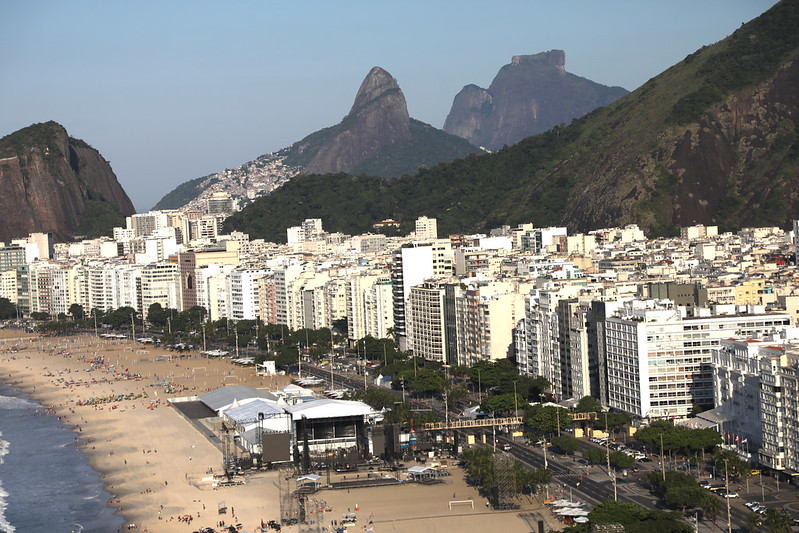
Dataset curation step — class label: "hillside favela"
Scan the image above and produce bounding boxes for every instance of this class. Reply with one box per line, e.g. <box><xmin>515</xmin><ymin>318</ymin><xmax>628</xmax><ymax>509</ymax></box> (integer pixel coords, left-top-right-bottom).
<box><xmin>2</xmin><ymin>2</ymin><xmax>799</xmax><ymax>533</ymax></box>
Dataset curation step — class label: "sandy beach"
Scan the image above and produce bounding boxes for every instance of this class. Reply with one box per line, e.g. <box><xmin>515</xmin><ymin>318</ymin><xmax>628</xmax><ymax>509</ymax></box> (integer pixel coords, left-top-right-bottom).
<box><xmin>0</xmin><ymin>330</ymin><xmax>557</xmax><ymax>533</ymax></box>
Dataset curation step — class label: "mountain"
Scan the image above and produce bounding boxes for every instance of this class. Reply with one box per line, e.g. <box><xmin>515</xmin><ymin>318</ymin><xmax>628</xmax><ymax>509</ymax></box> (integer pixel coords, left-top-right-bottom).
<box><xmin>0</xmin><ymin>121</ymin><xmax>135</xmax><ymax>242</ymax></box>
<box><xmin>153</xmin><ymin>67</ymin><xmax>479</xmax><ymax>211</ymax></box>
<box><xmin>281</xmin><ymin>66</ymin><xmax>479</xmax><ymax>178</ymax></box>
<box><xmin>443</xmin><ymin>50</ymin><xmax>628</xmax><ymax>150</ymax></box>
<box><xmin>224</xmin><ymin>1</ymin><xmax>799</xmax><ymax>242</ymax></box>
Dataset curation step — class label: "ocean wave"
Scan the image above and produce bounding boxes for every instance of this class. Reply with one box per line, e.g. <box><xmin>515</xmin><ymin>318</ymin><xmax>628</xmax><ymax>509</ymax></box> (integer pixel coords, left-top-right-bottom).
<box><xmin>0</xmin><ymin>464</ymin><xmax>14</xmax><ymax>533</ymax></box>
<box><xmin>0</xmin><ymin>395</ymin><xmax>38</xmax><ymax>411</ymax></box>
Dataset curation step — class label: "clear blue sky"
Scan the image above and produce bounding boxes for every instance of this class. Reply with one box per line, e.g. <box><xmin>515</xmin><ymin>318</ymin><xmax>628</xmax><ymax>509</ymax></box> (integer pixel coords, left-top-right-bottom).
<box><xmin>0</xmin><ymin>0</ymin><xmax>778</xmax><ymax>212</ymax></box>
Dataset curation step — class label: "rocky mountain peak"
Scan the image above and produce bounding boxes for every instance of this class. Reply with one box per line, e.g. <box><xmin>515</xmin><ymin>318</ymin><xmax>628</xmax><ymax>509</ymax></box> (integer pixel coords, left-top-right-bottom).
<box><xmin>301</xmin><ymin>66</ymin><xmax>412</xmax><ymax>175</ymax></box>
<box><xmin>511</xmin><ymin>49</ymin><xmax>565</xmax><ymax>69</ymax></box>
<box><xmin>444</xmin><ymin>50</ymin><xmax>627</xmax><ymax>150</ymax></box>
<box><xmin>350</xmin><ymin>66</ymin><xmax>404</xmax><ymax>115</ymax></box>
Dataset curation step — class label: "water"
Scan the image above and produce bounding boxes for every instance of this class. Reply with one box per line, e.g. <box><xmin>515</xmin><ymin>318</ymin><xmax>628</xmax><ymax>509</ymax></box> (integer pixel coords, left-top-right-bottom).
<box><xmin>0</xmin><ymin>380</ymin><xmax>123</xmax><ymax>532</ymax></box>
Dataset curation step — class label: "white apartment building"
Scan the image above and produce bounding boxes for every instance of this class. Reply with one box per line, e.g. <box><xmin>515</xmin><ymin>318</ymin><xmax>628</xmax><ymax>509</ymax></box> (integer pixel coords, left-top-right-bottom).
<box><xmin>29</xmin><ymin>262</ymin><xmax>72</xmax><ymax>317</ymax></box>
<box><xmin>226</xmin><ymin>267</ymin><xmax>269</xmax><ymax>321</ymax></box>
<box><xmin>711</xmin><ymin>337</ymin><xmax>791</xmax><ymax>456</ymax></box>
<box><xmin>454</xmin><ymin>281</ymin><xmax>526</xmax><ymax>367</ymax></box>
<box><xmin>605</xmin><ymin>299</ymin><xmax>791</xmax><ymax>419</ymax></box>
<box><xmin>407</xmin><ymin>281</ymin><xmax>448</xmax><ymax>363</ymax></box>
<box><xmin>758</xmin><ymin>349</ymin><xmax>799</xmax><ymax>472</ymax></box>
<box><xmin>140</xmin><ymin>263</ymin><xmax>179</xmax><ymax>317</ymax></box>
<box><xmin>0</xmin><ymin>270</ymin><xmax>17</xmax><ymax>303</ymax></box>
<box><xmin>391</xmin><ymin>244</ymin><xmax>435</xmax><ymax>351</ymax></box>
<box><xmin>519</xmin><ymin>284</ymin><xmax>585</xmax><ymax>399</ymax></box>
<box><xmin>414</xmin><ymin>216</ymin><xmax>438</xmax><ymax>240</ymax></box>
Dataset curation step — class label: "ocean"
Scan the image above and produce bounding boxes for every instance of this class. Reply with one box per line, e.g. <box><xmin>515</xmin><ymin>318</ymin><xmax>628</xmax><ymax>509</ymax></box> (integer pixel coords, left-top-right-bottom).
<box><xmin>0</xmin><ymin>380</ymin><xmax>123</xmax><ymax>533</ymax></box>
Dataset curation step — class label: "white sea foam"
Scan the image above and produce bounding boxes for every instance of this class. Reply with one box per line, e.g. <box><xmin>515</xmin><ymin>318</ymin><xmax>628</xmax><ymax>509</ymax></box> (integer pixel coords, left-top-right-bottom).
<box><xmin>0</xmin><ymin>395</ymin><xmax>38</xmax><ymax>411</ymax></box>
<box><xmin>0</xmin><ymin>433</ymin><xmax>14</xmax><ymax>532</ymax></box>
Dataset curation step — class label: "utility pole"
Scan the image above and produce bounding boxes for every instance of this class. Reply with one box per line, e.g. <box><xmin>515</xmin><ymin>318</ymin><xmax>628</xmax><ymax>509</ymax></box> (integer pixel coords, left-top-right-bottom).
<box><xmin>329</xmin><ymin>330</ymin><xmax>335</xmax><ymax>390</ymax></box>
<box><xmin>298</xmin><ymin>345</ymin><xmax>302</xmax><ymax>379</ymax></box>
<box><xmin>725</xmin><ymin>459</ymin><xmax>732</xmax><ymax>533</ymax></box>
<box><xmin>606</xmin><ymin>412</ymin><xmax>617</xmax><ymax>500</ymax></box>
<box><xmin>94</xmin><ymin>312</ymin><xmax>98</xmax><ymax>338</ymax></box>
<box><xmin>235</xmin><ymin>327</ymin><xmax>239</xmax><ymax>358</ymax></box>
<box><xmin>660</xmin><ymin>433</ymin><xmax>666</xmax><ymax>482</ymax></box>
<box><xmin>513</xmin><ymin>381</ymin><xmax>518</xmax><ymax>418</ymax></box>
<box><xmin>131</xmin><ymin>313</ymin><xmax>135</xmax><ymax>343</ymax></box>
<box><xmin>478</xmin><ymin>369</ymin><xmax>482</xmax><ymax>403</ymax></box>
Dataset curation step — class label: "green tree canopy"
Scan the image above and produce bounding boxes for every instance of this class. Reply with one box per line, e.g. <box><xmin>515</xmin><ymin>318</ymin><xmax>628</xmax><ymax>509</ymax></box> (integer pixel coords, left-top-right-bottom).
<box><xmin>551</xmin><ymin>435</ymin><xmax>579</xmax><ymax>454</ymax></box>
<box><xmin>0</xmin><ymin>298</ymin><xmax>17</xmax><ymax>320</ymax></box>
<box><xmin>524</xmin><ymin>404</ymin><xmax>573</xmax><ymax>434</ymax></box>
<box><xmin>576</xmin><ymin>396</ymin><xmax>602</xmax><ymax>413</ymax></box>
<box><xmin>480</xmin><ymin>393</ymin><xmax>525</xmax><ymax>416</ymax></box>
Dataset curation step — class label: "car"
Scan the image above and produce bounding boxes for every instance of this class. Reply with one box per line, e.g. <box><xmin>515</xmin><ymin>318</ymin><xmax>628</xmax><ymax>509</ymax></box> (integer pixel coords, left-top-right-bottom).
<box><xmin>724</xmin><ymin>491</ymin><xmax>739</xmax><ymax>498</ymax></box>
<box><xmin>750</xmin><ymin>469</ymin><xmax>761</xmax><ymax>476</ymax></box>
<box><xmin>503</xmin><ymin>444</ymin><xmax>512</xmax><ymax>451</ymax></box>
<box><xmin>700</xmin><ymin>481</ymin><xmax>712</xmax><ymax>489</ymax></box>
<box><xmin>745</xmin><ymin>501</ymin><xmax>760</xmax><ymax>509</ymax></box>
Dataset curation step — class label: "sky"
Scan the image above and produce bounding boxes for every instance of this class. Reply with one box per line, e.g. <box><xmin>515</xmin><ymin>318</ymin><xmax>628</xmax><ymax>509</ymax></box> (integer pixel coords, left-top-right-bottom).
<box><xmin>0</xmin><ymin>1</ymin><xmax>779</xmax><ymax>212</ymax></box>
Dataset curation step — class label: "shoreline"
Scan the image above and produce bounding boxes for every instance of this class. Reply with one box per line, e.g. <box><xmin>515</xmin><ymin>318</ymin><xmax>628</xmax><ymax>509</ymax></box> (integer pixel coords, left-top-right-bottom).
<box><xmin>0</xmin><ymin>330</ymin><xmax>554</xmax><ymax>532</ymax></box>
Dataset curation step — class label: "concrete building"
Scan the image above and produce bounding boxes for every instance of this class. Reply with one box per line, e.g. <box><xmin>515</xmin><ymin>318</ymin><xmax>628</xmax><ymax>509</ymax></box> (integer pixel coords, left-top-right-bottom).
<box><xmin>391</xmin><ymin>244</ymin><xmax>434</xmax><ymax>351</ymax></box>
<box><xmin>407</xmin><ymin>281</ymin><xmax>448</xmax><ymax>363</ymax></box>
<box><xmin>604</xmin><ymin>299</ymin><xmax>791</xmax><ymax>419</ymax></box>
<box><xmin>414</xmin><ymin>216</ymin><xmax>438</xmax><ymax>240</ymax></box>
<box><xmin>140</xmin><ymin>263</ymin><xmax>179</xmax><ymax>317</ymax></box>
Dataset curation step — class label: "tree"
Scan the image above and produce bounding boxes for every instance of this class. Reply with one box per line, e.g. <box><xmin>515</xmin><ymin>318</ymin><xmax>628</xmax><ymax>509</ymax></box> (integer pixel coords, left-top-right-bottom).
<box><xmin>480</xmin><ymin>393</ymin><xmax>524</xmax><ymax>416</ymax></box>
<box><xmin>523</xmin><ymin>404</ymin><xmax>573</xmax><ymax>434</ymax></box>
<box><xmin>701</xmin><ymin>491</ymin><xmax>721</xmax><ymax>524</ymax></box>
<box><xmin>576</xmin><ymin>396</ymin><xmax>602</xmax><ymax>413</ymax></box>
<box><xmin>0</xmin><ymin>298</ymin><xmax>16</xmax><ymax>320</ymax></box>
<box><xmin>664</xmin><ymin>484</ymin><xmax>705</xmax><ymax>511</ymax></box>
<box><xmin>588</xmin><ymin>500</ymin><xmax>646</xmax><ymax>527</ymax></box>
<box><xmin>764</xmin><ymin>508</ymin><xmax>793</xmax><ymax>533</ymax></box>
<box><xmin>583</xmin><ymin>448</ymin><xmax>605</xmax><ymax>465</ymax></box>
<box><xmin>551</xmin><ymin>435</ymin><xmax>579</xmax><ymax>454</ymax></box>
<box><xmin>746</xmin><ymin>512</ymin><xmax>763</xmax><ymax>533</ymax></box>
<box><xmin>69</xmin><ymin>303</ymin><xmax>84</xmax><ymax>320</ymax></box>
<box><xmin>609</xmin><ymin>451</ymin><xmax>635</xmax><ymax>469</ymax></box>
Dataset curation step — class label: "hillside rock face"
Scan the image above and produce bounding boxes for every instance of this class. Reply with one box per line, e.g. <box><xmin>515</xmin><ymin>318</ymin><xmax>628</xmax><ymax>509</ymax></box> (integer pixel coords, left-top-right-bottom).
<box><xmin>563</xmin><ymin>55</ymin><xmax>799</xmax><ymax>233</ymax></box>
<box><xmin>444</xmin><ymin>50</ymin><xmax>628</xmax><ymax>150</ymax></box>
<box><xmin>0</xmin><ymin>121</ymin><xmax>135</xmax><ymax>242</ymax></box>
<box><xmin>302</xmin><ymin>67</ymin><xmax>412</xmax><ymax>175</ymax></box>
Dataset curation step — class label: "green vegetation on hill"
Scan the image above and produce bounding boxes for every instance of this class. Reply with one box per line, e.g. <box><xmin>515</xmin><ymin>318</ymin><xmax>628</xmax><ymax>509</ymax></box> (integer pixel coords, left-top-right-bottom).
<box><xmin>351</xmin><ymin>119</ymin><xmax>479</xmax><ymax>177</ymax></box>
<box><xmin>669</xmin><ymin>0</ymin><xmax>799</xmax><ymax>124</ymax></box>
<box><xmin>0</xmin><ymin>121</ymin><xmax>66</xmax><ymax>158</ymax></box>
<box><xmin>152</xmin><ymin>175</ymin><xmax>219</xmax><ymax>211</ymax></box>
<box><xmin>224</xmin><ymin>122</ymin><xmax>581</xmax><ymax>242</ymax></box>
<box><xmin>225</xmin><ymin>1</ymin><xmax>799</xmax><ymax>242</ymax></box>
<box><xmin>280</xmin><ymin>119</ymin><xmax>478</xmax><ymax>179</ymax></box>
<box><xmin>75</xmin><ymin>195</ymin><xmax>126</xmax><ymax>238</ymax></box>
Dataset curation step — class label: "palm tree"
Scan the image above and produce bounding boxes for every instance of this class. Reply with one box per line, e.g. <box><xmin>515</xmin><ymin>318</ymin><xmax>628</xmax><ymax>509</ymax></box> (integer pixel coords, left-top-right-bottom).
<box><xmin>746</xmin><ymin>511</ymin><xmax>762</xmax><ymax>533</ymax></box>
<box><xmin>764</xmin><ymin>508</ymin><xmax>793</xmax><ymax>533</ymax></box>
<box><xmin>702</xmin><ymin>492</ymin><xmax>721</xmax><ymax>525</ymax></box>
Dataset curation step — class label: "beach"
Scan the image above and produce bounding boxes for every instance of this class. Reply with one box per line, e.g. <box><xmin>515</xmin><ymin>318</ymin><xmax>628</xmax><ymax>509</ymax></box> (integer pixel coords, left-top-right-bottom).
<box><xmin>0</xmin><ymin>330</ymin><xmax>556</xmax><ymax>533</ymax></box>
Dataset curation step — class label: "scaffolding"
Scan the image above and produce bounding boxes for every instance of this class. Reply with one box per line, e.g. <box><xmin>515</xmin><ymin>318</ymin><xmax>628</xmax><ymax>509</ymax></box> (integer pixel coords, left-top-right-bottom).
<box><xmin>299</xmin><ymin>497</ymin><xmax>326</xmax><ymax>533</ymax></box>
<box><xmin>493</xmin><ymin>451</ymin><xmax>517</xmax><ymax>510</ymax></box>
<box><xmin>278</xmin><ymin>466</ymin><xmax>299</xmax><ymax>525</ymax></box>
